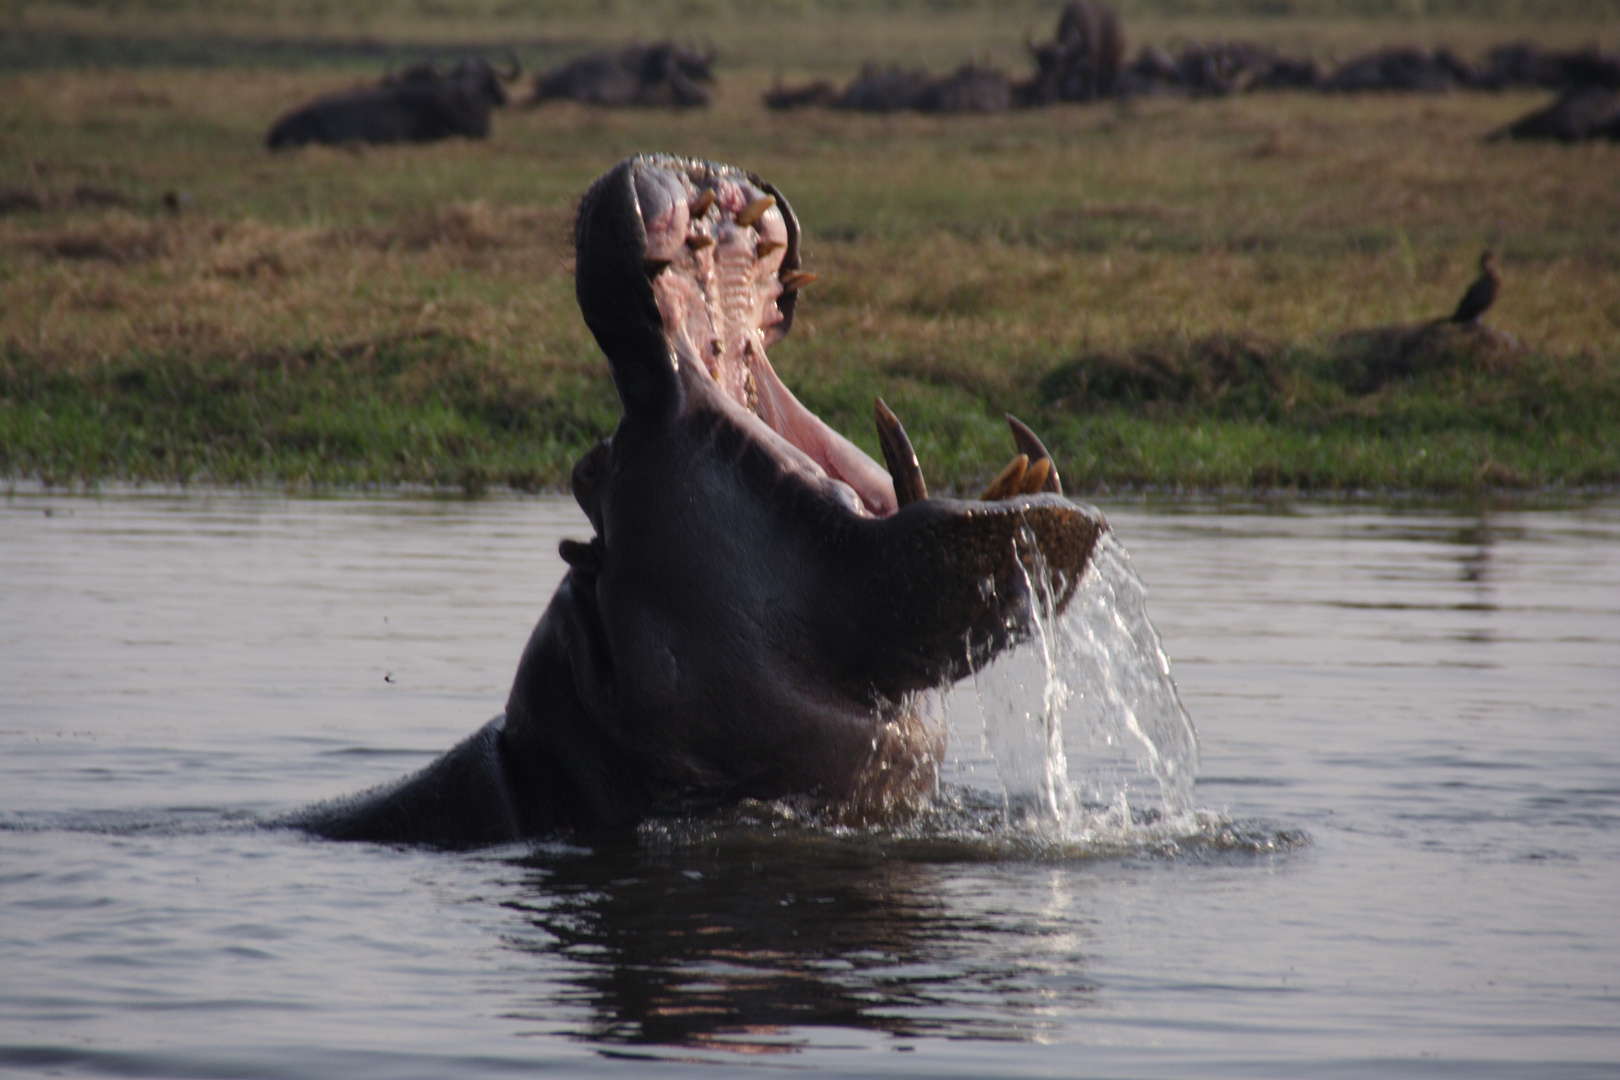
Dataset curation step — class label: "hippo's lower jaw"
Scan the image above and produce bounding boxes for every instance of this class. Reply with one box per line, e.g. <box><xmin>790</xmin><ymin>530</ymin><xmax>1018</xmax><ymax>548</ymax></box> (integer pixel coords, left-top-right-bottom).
<box><xmin>293</xmin><ymin>155</ymin><xmax>1106</xmax><ymax>848</ymax></box>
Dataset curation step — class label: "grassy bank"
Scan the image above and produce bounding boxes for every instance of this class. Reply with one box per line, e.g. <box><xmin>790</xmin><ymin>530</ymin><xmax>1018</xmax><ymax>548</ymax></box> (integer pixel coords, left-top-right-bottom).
<box><xmin>2</xmin><ymin>8</ymin><xmax>1617</xmax><ymax>493</ymax></box>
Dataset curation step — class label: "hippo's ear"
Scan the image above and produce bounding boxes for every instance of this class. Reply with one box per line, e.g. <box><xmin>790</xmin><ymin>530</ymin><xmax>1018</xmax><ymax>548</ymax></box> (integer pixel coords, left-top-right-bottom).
<box><xmin>575</xmin><ymin>158</ymin><xmax>680</xmax><ymax>423</ymax></box>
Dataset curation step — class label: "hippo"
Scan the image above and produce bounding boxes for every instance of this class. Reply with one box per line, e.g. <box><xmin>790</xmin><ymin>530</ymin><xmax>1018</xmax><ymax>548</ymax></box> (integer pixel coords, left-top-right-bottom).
<box><xmin>293</xmin><ymin>155</ymin><xmax>1106</xmax><ymax>848</ymax></box>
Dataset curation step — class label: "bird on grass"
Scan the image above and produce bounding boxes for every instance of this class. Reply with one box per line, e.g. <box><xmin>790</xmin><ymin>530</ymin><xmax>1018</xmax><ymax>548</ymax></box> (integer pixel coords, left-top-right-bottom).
<box><xmin>1449</xmin><ymin>251</ymin><xmax>1501</xmax><ymax>325</ymax></box>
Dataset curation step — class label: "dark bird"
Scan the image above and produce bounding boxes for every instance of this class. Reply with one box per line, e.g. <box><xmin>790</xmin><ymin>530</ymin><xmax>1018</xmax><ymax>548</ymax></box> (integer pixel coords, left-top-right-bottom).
<box><xmin>1450</xmin><ymin>251</ymin><xmax>1501</xmax><ymax>325</ymax></box>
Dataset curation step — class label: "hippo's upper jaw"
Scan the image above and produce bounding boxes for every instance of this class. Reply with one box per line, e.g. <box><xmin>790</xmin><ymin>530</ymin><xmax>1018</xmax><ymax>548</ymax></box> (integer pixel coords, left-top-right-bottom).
<box><xmin>562</xmin><ymin>155</ymin><xmax>1107</xmax><ymax>815</ymax></box>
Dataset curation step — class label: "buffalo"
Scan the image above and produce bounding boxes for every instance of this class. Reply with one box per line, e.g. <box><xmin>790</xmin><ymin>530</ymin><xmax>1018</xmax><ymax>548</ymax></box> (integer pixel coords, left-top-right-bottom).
<box><xmin>1318</xmin><ymin>46</ymin><xmax>1475</xmax><ymax>93</ymax></box>
<box><xmin>1113</xmin><ymin>40</ymin><xmax>1319</xmax><ymax>98</ymax></box>
<box><xmin>1018</xmin><ymin>0</ymin><xmax>1126</xmax><ymax>104</ymax></box>
<box><xmin>530</xmin><ymin>41</ymin><xmax>715</xmax><ymax>108</ymax></box>
<box><xmin>1473</xmin><ymin>43</ymin><xmax>1620</xmax><ymax>91</ymax></box>
<box><xmin>765</xmin><ymin>62</ymin><xmax>1013</xmax><ymax>114</ymax></box>
<box><xmin>845</xmin><ymin>62</ymin><xmax>1012</xmax><ymax>113</ymax></box>
<box><xmin>762</xmin><ymin>79</ymin><xmax>842</xmax><ymax>110</ymax></box>
<box><xmin>1491</xmin><ymin>85</ymin><xmax>1620</xmax><ymax>142</ymax></box>
<box><xmin>265</xmin><ymin>56</ymin><xmax>521</xmax><ymax>150</ymax></box>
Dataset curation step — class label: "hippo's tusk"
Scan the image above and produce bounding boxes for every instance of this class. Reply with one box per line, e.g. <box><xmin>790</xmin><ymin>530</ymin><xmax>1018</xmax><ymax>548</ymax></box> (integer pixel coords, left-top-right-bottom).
<box><xmin>756</xmin><ymin>239</ymin><xmax>785</xmax><ymax>258</ymax></box>
<box><xmin>686</xmin><ymin>233</ymin><xmax>715</xmax><ymax>251</ymax></box>
<box><xmin>689</xmin><ymin>189</ymin><xmax>716</xmax><ymax>218</ymax></box>
<box><xmin>981</xmin><ymin>454</ymin><xmax>1029</xmax><ymax>501</ymax></box>
<box><xmin>779</xmin><ymin>269</ymin><xmax>817</xmax><ymax>291</ymax></box>
<box><xmin>1015</xmin><ymin>456</ymin><xmax>1053</xmax><ymax>496</ymax></box>
<box><xmin>736</xmin><ymin>195</ymin><xmax>776</xmax><ymax>228</ymax></box>
<box><xmin>1006</xmin><ymin>413</ymin><xmax>1063</xmax><ymax>494</ymax></box>
<box><xmin>874</xmin><ymin>398</ymin><xmax>928</xmax><ymax>508</ymax></box>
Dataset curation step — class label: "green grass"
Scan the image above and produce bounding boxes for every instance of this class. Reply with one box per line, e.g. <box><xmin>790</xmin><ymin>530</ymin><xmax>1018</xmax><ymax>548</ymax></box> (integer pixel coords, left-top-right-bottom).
<box><xmin>0</xmin><ymin>334</ymin><xmax>619</xmax><ymax>488</ymax></box>
<box><xmin>1</xmin><ymin>3</ymin><xmax>1617</xmax><ymax>493</ymax></box>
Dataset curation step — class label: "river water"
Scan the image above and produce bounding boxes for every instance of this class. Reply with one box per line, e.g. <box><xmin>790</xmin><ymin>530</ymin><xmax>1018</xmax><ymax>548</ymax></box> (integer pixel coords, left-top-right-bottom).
<box><xmin>2</xmin><ymin>490</ymin><xmax>1616</xmax><ymax>1079</ymax></box>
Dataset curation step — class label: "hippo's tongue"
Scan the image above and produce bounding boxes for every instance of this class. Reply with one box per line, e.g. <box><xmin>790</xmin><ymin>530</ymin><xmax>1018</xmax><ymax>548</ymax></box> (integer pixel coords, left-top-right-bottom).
<box><xmin>636</xmin><ymin>163</ymin><xmax>899</xmax><ymax>517</ymax></box>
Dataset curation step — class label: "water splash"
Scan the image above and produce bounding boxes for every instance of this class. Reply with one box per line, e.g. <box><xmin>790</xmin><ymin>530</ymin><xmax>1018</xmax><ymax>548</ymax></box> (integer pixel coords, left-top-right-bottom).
<box><xmin>946</xmin><ymin>528</ymin><xmax>1200</xmax><ymax>841</ymax></box>
<box><xmin>639</xmin><ymin>520</ymin><xmax>1245</xmax><ymax>860</ymax></box>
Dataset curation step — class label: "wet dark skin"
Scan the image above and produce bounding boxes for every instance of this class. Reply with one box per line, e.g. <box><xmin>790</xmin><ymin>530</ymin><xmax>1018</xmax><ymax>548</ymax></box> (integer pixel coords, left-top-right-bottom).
<box><xmin>293</xmin><ymin>155</ymin><xmax>1105</xmax><ymax>848</ymax></box>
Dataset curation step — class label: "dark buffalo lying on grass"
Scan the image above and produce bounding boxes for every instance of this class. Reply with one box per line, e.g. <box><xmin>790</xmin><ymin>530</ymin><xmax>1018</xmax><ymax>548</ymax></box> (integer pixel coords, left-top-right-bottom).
<box><xmin>1472</xmin><ymin>43</ymin><xmax>1620</xmax><ymax>91</ymax></box>
<box><xmin>266</xmin><ymin>57</ymin><xmax>520</xmax><ymax>149</ymax></box>
<box><xmin>530</xmin><ymin>42</ymin><xmax>715</xmax><ymax>108</ymax></box>
<box><xmin>1491</xmin><ymin>86</ymin><xmax>1620</xmax><ymax>142</ymax></box>
<box><xmin>1107</xmin><ymin>39</ymin><xmax>1620</xmax><ymax>98</ymax></box>
<box><xmin>1114</xmin><ymin>40</ymin><xmax>1319</xmax><ymax>97</ymax></box>
<box><xmin>762</xmin><ymin>79</ymin><xmax>841</xmax><ymax>110</ymax></box>
<box><xmin>1318</xmin><ymin>46</ymin><xmax>1475</xmax><ymax>93</ymax></box>
<box><xmin>767</xmin><ymin>62</ymin><xmax>1012</xmax><ymax>114</ymax></box>
<box><xmin>830</xmin><ymin>64</ymin><xmax>932</xmax><ymax>112</ymax></box>
<box><xmin>1113</xmin><ymin>42</ymin><xmax>1467</xmax><ymax>96</ymax></box>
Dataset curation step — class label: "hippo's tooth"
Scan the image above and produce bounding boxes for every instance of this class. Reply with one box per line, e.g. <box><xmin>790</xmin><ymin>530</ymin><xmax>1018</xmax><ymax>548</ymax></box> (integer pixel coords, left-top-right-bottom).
<box><xmin>874</xmin><ymin>397</ymin><xmax>928</xmax><ymax>508</ymax></box>
<box><xmin>981</xmin><ymin>454</ymin><xmax>1029</xmax><ymax>501</ymax></box>
<box><xmin>1014</xmin><ymin>456</ymin><xmax>1052</xmax><ymax>496</ymax></box>
<box><xmin>686</xmin><ymin>233</ymin><xmax>716</xmax><ymax>251</ymax></box>
<box><xmin>644</xmin><ymin>258</ymin><xmax>671</xmax><ymax>279</ymax></box>
<box><xmin>779</xmin><ymin>270</ymin><xmax>817</xmax><ymax>291</ymax></box>
<box><xmin>689</xmin><ymin>189</ymin><xmax>717</xmax><ymax>218</ymax></box>
<box><xmin>1006</xmin><ymin>414</ymin><xmax>1063</xmax><ymax>495</ymax></box>
<box><xmin>756</xmin><ymin>239</ymin><xmax>785</xmax><ymax>258</ymax></box>
<box><xmin>735</xmin><ymin>195</ymin><xmax>776</xmax><ymax>228</ymax></box>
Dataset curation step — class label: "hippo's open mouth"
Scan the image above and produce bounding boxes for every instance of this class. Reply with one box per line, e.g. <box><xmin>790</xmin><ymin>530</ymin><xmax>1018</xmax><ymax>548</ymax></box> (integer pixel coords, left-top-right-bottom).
<box><xmin>629</xmin><ymin>159</ymin><xmax>903</xmax><ymax>517</ymax></box>
<box><xmin>591</xmin><ymin>155</ymin><xmax>1070</xmax><ymax>524</ymax></box>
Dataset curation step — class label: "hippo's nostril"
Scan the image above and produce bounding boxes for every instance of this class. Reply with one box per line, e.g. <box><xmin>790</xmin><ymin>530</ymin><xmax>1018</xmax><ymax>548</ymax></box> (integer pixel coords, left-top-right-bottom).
<box><xmin>735</xmin><ymin>195</ymin><xmax>776</xmax><ymax>228</ymax></box>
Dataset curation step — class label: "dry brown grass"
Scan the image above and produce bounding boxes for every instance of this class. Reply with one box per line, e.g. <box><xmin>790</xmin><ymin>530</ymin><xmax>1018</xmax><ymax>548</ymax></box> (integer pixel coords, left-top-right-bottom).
<box><xmin>1</xmin><ymin>202</ymin><xmax>585</xmax><ymax>375</ymax></box>
<box><xmin>10</xmin><ymin>68</ymin><xmax>1614</xmax><ymax>369</ymax></box>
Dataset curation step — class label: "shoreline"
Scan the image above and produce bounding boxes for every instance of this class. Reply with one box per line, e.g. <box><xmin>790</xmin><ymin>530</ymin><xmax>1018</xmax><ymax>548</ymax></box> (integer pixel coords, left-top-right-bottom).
<box><xmin>7</xmin><ymin>474</ymin><xmax>1617</xmax><ymax>509</ymax></box>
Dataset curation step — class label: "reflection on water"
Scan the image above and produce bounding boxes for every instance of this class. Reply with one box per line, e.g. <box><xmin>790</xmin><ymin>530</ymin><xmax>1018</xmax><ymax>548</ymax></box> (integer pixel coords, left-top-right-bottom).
<box><xmin>1</xmin><ymin>489</ymin><xmax>1617</xmax><ymax>1078</ymax></box>
<box><xmin>503</xmin><ymin>840</ymin><xmax>1062</xmax><ymax>1053</ymax></box>
<box><xmin>501</xmin><ymin>800</ymin><xmax>1298</xmax><ymax>1057</ymax></box>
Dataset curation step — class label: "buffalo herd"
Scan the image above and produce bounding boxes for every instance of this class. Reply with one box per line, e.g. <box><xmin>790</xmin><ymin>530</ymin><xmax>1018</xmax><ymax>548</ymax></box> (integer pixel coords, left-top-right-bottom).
<box><xmin>265</xmin><ymin>42</ymin><xmax>717</xmax><ymax>148</ymax></box>
<box><xmin>262</xmin><ymin>4</ymin><xmax>1620</xmax><ymax>147</ymax></box>
<box><xmin>761</xmin><ymin>0</ymin><xmax>1620</xmax><ymax>143</ymax></box>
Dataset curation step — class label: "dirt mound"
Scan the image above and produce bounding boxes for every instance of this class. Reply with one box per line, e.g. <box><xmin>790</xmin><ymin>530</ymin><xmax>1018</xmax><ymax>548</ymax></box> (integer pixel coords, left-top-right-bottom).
<box><xmin>1331</xmin><ymin>321</ymin><xmax>1524</xmax><ymax>393</ymax></box>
